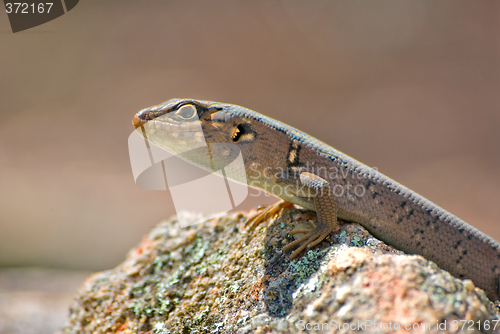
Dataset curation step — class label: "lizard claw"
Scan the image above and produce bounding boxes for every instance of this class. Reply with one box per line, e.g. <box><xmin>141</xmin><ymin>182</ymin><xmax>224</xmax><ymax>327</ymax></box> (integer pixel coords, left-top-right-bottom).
<box><xmin>246</xmin><ymin>200</ymin><xmax>293</xmax><ymax>229</ymax></box>
<box><xmin>283</xmin><ymin>220</ymin><xmax>335</xmax><ymax>258</ymax></box>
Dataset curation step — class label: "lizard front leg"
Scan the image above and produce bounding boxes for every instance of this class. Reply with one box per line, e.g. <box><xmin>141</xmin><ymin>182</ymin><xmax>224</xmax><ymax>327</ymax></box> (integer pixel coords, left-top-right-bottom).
<box><xmin>282</xmin><ymin>172</ymin><xmax>339</xmax><ymax>258</ymax></box>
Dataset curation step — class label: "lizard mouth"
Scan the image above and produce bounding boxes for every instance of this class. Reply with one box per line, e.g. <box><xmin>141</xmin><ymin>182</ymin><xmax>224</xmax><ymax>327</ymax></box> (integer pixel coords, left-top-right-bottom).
<box><xmin>133</xmin><ymin>106</ymin><xmax>169</xmax><ymax>129</ymax></box>
<box><xmin>132</xmin><ymin>113</ymin><xmax>145</xmax><ymax>129</ymax></box>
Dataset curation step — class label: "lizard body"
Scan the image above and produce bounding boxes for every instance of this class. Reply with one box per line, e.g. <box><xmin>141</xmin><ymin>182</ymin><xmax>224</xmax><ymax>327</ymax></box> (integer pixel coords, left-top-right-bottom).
<box><xmin>133</xmin><ymin>98</ymin><xmax>500</xmax><ymax>301</ymax></box>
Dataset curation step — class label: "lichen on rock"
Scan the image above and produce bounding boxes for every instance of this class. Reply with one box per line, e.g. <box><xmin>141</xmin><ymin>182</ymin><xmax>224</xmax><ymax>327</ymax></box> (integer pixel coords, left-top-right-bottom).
<box><xmin>62</xmin><ymin>207</ymin><xmax>500</xmax><ymax>333</ymax></box>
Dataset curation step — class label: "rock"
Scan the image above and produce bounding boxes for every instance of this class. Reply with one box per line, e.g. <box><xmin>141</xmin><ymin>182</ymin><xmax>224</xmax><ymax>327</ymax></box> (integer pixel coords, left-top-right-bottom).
<box><xmin>62</xmin><ymin>207</ymin><xmax>500</xmax><ymax>333</ymax></box>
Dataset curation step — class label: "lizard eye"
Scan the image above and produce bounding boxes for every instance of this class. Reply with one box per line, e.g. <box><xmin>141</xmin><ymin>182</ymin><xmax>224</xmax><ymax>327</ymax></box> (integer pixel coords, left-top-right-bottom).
<box><xmin>175</xmin><ymin>104</ymin><xmax>198</xmax><ymax>120</ymax></box>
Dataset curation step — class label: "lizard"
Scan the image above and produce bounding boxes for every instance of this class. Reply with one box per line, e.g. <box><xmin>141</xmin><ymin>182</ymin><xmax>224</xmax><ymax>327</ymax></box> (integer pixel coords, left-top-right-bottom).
<box><xmin>132</xmin><ymin>98</ymin><xmax>500</xmax><ymax>301</ymax></box>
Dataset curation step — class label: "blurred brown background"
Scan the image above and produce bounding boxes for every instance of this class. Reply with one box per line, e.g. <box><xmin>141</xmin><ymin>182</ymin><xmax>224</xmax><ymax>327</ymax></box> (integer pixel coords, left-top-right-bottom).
<box><xmin>0</xmin><ymin>1</ymin><xmax>499</xmax><ymax>331</ymax></box>
<box><xmin>2</xmin><ymin>0</ymin><xmax>500</xmax><ymax>271</ymax></box>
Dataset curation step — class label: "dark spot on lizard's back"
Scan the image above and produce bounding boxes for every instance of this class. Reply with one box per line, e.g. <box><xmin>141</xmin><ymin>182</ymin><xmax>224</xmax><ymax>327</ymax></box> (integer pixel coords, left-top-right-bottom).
<box><xmin>405</xmin><ymin>209</ymin><xmax>414</xmax><ymax>218</ymax></box>
<box><xmin>492</xmin><ymin>265</ymin><xmax>499</xmax><ymax>272</ymax></box>
<box><xmin>462</xmin><ymin>250</ymin><xmax>467</xmax><ymax>255</ymax></box>
<box><xmin>433</xmin><ymin>215</ymin><xmax>440</xmax><ymax>221</ymax></box>
<box><xmin>364</xmin><ymin>179</ymin><xmax>375</xmax><ymax>189</ymax></box>
<box><xmin>425</xmin><ymin>220</ymin><xmax>431</xmax><ymax>227</ymax></box>
<box><xmin>399</xmin><ymin>201</ymin><xmax>407</xmax><ymax>208</ymax></box>
<box><xmin>416</xmin><ymin>241</ymin><xmax>421</xmax><ymax>247</ymax></box>
<box><xmin>457</xmin><ymin>227</ymin><xmax>464</xmax><ymax>234</ymax></box>
<box><xmin>396</xmin><ymin>216</ymin><xmax>403</xmax><ymax>224</ymax></box>
<box><xmin>286</xmin><ymin>139</ymin><xmax>304</xmax><ymax>168</ymax></box>
<box><xmin>425</xmin><ymin>209</ymin><xmax>432</xmax><ymax>215</ymax></box>
<box><xmin>371</xmin><ymin>191</ymin><xmax>378</xmax><ymax>199</ymax></box>
<box><xmin>453</xmin><ymin>240</ymin><xmax>462</xmax><ymax>249</ymax></box>
<box><xmin>467</xmin><ymin>234</ymin><xmax>472</xmax><ymax>240</ymax></box>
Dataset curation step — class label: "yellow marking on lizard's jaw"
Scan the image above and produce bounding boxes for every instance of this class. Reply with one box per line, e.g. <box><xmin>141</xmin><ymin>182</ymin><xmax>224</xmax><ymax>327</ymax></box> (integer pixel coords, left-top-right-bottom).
<box><xmin>231</xmin><ymin>126</ymin><xmax>240</xmax><ymax>140</ymax></box>
<box><xmin>239</xmin><ymin>133</ymin><xmax>254</xmax><ymax>141</ymax></box>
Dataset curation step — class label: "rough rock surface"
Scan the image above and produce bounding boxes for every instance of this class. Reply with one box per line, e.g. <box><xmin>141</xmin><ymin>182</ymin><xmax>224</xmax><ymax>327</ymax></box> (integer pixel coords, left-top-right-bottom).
<box><xmin>62</xmin><ymin>207</ymin><xmax>500</xmax><ymax>333</ymax></box>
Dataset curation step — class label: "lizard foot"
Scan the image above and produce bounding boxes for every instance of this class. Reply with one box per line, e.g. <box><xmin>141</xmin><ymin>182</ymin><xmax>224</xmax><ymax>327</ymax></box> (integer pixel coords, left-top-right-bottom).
<box><xmin>246</xmin><ymin>200</ymin><xmax>293</xmax><ymax>229</ymax></box>
<box><xmin>282</xmin><ymin>220</ymin><xmax>336</xmax><ymax>258</ymax></box>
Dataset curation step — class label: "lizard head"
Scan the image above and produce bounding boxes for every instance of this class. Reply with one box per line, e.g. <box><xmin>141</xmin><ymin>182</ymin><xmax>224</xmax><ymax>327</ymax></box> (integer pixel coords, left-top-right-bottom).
<box><xmin>132</xmin><ymin>98</ymin><xmax>271</xmax><ymax>175</ymax></box>
<box><xmin>132</xmin><ymin>98</ymin><xmax>257</xmax><ymax>152</ymax></box>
